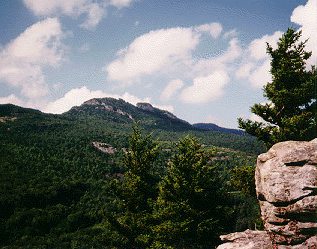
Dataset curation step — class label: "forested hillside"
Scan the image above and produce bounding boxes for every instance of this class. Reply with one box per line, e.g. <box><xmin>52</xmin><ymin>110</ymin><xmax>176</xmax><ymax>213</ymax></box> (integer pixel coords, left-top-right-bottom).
<box><xmin>0</xmin><ymin>101</ymin><xmax>265</xmax><ymax>248</ymax></box>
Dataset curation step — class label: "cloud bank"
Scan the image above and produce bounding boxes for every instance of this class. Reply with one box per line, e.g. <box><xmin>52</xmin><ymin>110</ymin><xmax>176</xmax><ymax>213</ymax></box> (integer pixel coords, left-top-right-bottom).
<box><xmin>23</xmin><ymin>0</ymin><xmax>136</xmax><ymax>29</ymax></box>
<box><xmin>0</xmin><ymin>18</ymin><xmax>66</xmax><ymax>98</ymax></box>
<box><xmin>105</xmin><ymin>22</ymin><xmax>239</xmax><ymax>104</ymax></box>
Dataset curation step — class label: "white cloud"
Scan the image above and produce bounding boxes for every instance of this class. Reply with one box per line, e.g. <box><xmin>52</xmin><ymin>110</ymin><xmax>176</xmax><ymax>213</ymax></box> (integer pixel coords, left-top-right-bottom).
<box><xmin>190</xmin><ymin>38</ymin><xmax>242</xmax><ymax>78</ymax></box>
<box><xmin>105</xmin><ymin>24</ymin><xmax>243</xmax><ymax>85</ymax></box>
<box><xmin>161</xmin><ymin>79</ymin><xmax>184</xmax><ymax>101</ymax></box>
<box><xmin>23</xmin><ymin>0</ymin><xmax>137</xmax><ymax>29</ymax></box>
<box><xmin>291</xmin><ymin>0</ymin><xmax>317</xmax><ymax>67</ymax></box>
<box><xmin>44</xmin><ymin>86</ymin><xmax>110</xmax><ymax>113</ymax></box>
<box><xmin>109</xmin><ymin>0</ymin><xmax>135</xmax><ymax>8</ymax></box>
<box><xmin>0</xmin><ymin>18</ymin><xmax>66</xmax><ymax>98</ymax></box>
<box><xmin>79</xmin><ymin>3</ymin><xmax>105</xmax><ymax>30</ymax></box>
<box><xmin>179</xmin><ymin>71</ymin><xmax>229</xmax><ymax>104</ymax></box>
<box><xmin>248</xmin><ymin>59</ymin><xmax>272</xmax><ymax>88</ymax></box>
<box><xmin>105</xmin><ymin>27</ymin><xmax>200</xmax><ymax>81</ymax></box>
<box><xmin>248</xmin><ymin>31</ymin><xmax>282</xmax><ymax>60</ymax></box>
<box><xmin>120</xmin><ymin>92</ymin><xmax>151</xmax><ymax>106</ymax></box>
<box><xmin>236</xmin><ymin>63</ymin><xmax>255</xmax><ymax>79</ymax></box>
<box><xmin>23</xmin><ymin>0</ymin><xmax>87</xmax><ymax>16</ymax></box>
<box><xmin>0</xmin><ymin>94</ymin><xmax>25</xmax><ymax>107</ymax></box>
<box><xmin>155</xmin><ymin>105</ymin><xmax>174</xmax><ymax>113</ymax></box>
<box><xmin>223</xmin><ymin>29</ymin><xmax>238</xmax><ymax>39</ymax></box>
<box><xmin>236</xmin><ymin>59</ymin><xmax>271</xmax><ymax>88</ymax></box>
<box><xmin>236</xmin><ymin>31</ymin><xmax>282</xmax><ymax>88</ymax></box>
<box><xmin>195</xmin><ymin>22</ymin><xmax>222</xmax><ymax>38</ymax></box>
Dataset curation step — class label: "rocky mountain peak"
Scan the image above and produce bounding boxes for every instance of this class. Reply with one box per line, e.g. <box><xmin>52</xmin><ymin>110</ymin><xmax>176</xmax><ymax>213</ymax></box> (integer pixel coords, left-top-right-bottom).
<box><xmin>136</xmin><ymin>102</ymin><xmax>155</xmax><ymax>112</ymax></box>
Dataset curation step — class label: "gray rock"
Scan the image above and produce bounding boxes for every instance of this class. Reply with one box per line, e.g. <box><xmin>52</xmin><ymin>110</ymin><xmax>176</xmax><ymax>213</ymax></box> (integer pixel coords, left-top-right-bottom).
<box><xmin>217</xmin><ymin>229</ymin><xmax>272</xmax><ymax>249</ymax></box>
<box><xmin>256</xmin><ymin>139</ymin><xmax>317</xmax><ymax>247</ymax></box>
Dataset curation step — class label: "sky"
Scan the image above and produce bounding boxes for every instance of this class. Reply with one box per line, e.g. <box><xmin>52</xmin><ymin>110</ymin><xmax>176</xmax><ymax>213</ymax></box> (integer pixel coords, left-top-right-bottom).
<box><xmin>0</xmin><ymin>0</ymin><xmax>316</xmax><ymax>128</ymax></box>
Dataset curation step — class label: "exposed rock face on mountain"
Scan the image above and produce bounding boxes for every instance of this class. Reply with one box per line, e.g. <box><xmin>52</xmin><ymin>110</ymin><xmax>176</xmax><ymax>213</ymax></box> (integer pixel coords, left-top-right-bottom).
<box><xmin>256</xmin><ymin>139</ymin><xmax>317</xmax><ymax>248</ymax></box>
<box><xmin>136</xmin><ymin>102</ymin><xmax>155</xmax><ymax>112</ymax></box>
<box><xmin>64</xmin><ymin>97</ymin><xmax>192</xmax><ymax>131</ymax></box>
<box><xmin>136</xmin><ymin>102</ymin><xmax>179</xmax><ymax>120</ymax></box>
<box><xmin>217</xmin><ymin>139</ymin><xmax>317</xmax><ymax>249</ymax></box>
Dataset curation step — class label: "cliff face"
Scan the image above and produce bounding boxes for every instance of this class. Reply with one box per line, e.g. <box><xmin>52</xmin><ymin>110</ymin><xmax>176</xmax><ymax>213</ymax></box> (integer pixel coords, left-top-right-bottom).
<box><xmin>217</xmin><ymin>139</ymin><xmax>317</xmax><ymax>249</ymax></box>
<box><xmin>256</xmin><ymin>139</ymin><xmax>317</xmax><ymax>248</ymax></box>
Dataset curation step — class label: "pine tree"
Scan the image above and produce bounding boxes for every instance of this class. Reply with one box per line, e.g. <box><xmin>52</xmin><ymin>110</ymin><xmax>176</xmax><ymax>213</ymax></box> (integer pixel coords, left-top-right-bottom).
<box><xmin>152</xmin><ymin>136</ymin><xmax>227</xmax><ymax>248</ymax></box>
<box><xmin>107</xmin><ymin>123</ymin><xmax>159</xmax><ymax>248</ymax></box>
<box><xmin>238</xmin><ymin>27</ymin><xmax>317</xmax><ymax>148</ymax></box>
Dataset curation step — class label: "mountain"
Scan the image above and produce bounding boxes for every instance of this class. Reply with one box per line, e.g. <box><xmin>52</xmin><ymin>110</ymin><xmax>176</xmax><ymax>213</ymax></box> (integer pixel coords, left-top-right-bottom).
<box><xmin>0</xmin><ymin>100</ymin><xmax>265</xmax><ymax>247</ymax></box>
<box><xmin>0</xmin><ymin>103</ymin><xmax>42</xmax><ymax>116</ymax></box>
<box><xmin>63</xmin><ymin>97</ymin><xmax>193</xmax><ymax>131</ymax></box>
<box><xmin>193</xmin><ymin>123</ymin><xmax>246</xmax><ymax>135</ymax></box>
<box><xmin>0</xmin><ymin>98</ymin><xmax>265</xmax><ymax>154</ymax></box>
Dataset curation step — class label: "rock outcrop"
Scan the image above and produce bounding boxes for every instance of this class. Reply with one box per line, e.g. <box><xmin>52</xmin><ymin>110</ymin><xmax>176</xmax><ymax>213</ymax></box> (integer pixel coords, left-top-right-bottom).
<box><xmin>217</xmin><ymin>229</ymin><xmax>273</xmax><ymax>249</ymax></box>
<box><xmin>256</xmin><ymin>139</ymin><xmax>317</xmax><ymax>248</ymax></box>
<box><xmin>217</xmin><ymin>139</ymin><xmax>317</xmax><ymax>249</ymax></box>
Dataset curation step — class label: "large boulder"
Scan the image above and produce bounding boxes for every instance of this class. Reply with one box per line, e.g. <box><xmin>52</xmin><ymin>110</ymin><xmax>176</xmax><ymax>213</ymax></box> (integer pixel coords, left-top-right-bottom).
<box><xmin>217</xmin><ymin>229</ymin><xmax>272</xmax><ymax>249</ymax></box>
<box><xmin>256</xmin><ymin>139</ymin><xmax>317</xmax><ymax>247</ymax></box>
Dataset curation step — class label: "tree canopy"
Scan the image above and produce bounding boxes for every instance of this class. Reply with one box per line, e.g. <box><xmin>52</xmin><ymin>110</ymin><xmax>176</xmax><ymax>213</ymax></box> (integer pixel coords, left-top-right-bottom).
<box><xmin>238</xmin><ymin>27</ymin><xmax>317</xmax><ymax>148</ymax></box>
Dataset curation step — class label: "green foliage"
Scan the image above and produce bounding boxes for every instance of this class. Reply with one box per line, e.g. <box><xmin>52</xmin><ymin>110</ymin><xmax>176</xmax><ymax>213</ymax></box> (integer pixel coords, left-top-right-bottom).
<box><xmin>230</xmin><ymin>165</ymin><xmax>256</xmax><ymax>197</ymax></box>
<box><xmin>238</xmin><ymin>27</ymin><xmax>317</xmax><ymax>148</ymax></box>
<box><xmin>107</xmin><ymin>123</ymin><xmax>159</xmax><ymax>248</ymax></box>
<box><xmin>0</xmin><ymin>104</ymin><xmax>263</xmax><ymax>248</ymax></box>
<box><xmin>152</xmin><ymin>136</ymin><xmax>227</xmax><ymax>248</ymax></box>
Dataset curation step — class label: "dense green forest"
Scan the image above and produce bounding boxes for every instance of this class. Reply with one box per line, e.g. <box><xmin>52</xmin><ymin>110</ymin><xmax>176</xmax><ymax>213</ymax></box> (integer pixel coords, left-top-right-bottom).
<box><xmin>0</xmin><ymin>101</ymin><xmax>265</xmax><ymax>248</ymax></box>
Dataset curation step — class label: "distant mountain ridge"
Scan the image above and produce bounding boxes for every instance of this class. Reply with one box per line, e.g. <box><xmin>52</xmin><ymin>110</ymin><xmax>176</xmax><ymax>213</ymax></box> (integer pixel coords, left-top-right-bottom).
<box><xmin>0</xmin><ymin>99</ymin><xmax>266</xmax><ymax>155</ymax></box>
<box><xmin>192</xmin><ymin>123</ymin><xmax>246</xmax><ymax>135</ymax></box>
<box><xmin>0</xmin><ymin>98</ymin><xmax>246</xmax><ymax>136</ymax></box>
<box><xmin>63</xmin><ymin>97</ymin><xmax>193</xmax><ymax>131</ymax></box>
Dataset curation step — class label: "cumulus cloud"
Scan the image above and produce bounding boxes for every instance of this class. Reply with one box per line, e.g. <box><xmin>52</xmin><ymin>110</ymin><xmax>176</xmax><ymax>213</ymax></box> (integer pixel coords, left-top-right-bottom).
<box><xmin>23</xmin><ymin>0</ymin><xmax>87</xmax><ymax>16</ymax></box>
<box><xmin>189</xmin><ymin>38</ymin><xmax>241</xmax><ymax>78</ymax></box>
<box><xmin>105</xmin><ymin>23</ymin><xmax>244</xmax><ymax>107</ymax></box>
<box><xmin>195</xmin><ymin>22</ymin><xmax>222</xmax><ymax>38</ymax></box>
<box><xmin>236</xmin><ymin>31</ymin><xmax>281</xmax><ymax>88</ymax></box>
<box><xmin>79</xmin><ymin>3</ymin><xmax>105</xmax><ymax>30</ymax></box>
<box><xmin>236</xmin><ymin>59</ymin><xmax>272</xmax><ymax>88</ymax></box>
<box><xmin>23</xmin><ymin>0</ymin><xmax>136</xmax><ymax>29</ymax></box>
<box><xmin>0</xmin><ymin>18</ymin><xmax>66</xmax><ymax>98</ymax></box>
<box><xmin>223</xmin><ymin>29</ymin><xmax>238</xmax><ymax>39</ymax></box>
<box><xmin>161</xmin><ymin>79</ymin><xmax>184</xmax><ymax>101</ymax></box>
<box><xmin>43</xmin><ymin>86</ymin><xmax>172</xmax><ymax>114</ymax></box>
<box><xmin>105</xmin><ymin>27</ymin><xmax>200</xmax><ymax>81</ymax></box>
<box><xmin>248</xmin><ymin>31</ymin><xmax>282</xmax><ymax>60</ymax></box>
<box><xmin>0</xmin><ymin>94</ymin><xmax>25</xmax><ymax>107</ymax></box>
<box><xmin>248</xmin><ymin>59</ymin><xmax>272</xmax><ymax>88</ymax></box>
<box><xmin>109</xmin><ymin>0</ymin><xmax>135</xmax><ymax>8</ymax></box>
<box><xmin>237</xmin><ymin>0</ymin><xmax>317</xmax><ymax>89</ymax></box>
<box><xmin>291</xmin><ymin>0</ymin><xmax>317</xmax><ymax>67</ymax></box>
<box><xmin>105</xmin><ymin>24</ymin><xmax>242</xmax><ymax>84</ymax></box>
<box><xmin>179</xmin><ymin>71</ymin><xmax>229</xmax><ymax>104</ymax></box>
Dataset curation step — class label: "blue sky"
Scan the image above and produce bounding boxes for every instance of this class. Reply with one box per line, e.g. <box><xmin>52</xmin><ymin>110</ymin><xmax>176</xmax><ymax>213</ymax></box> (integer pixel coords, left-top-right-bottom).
<box><xmin>0</xmin><ymin>0</ymin><xmax>316</xmax><ymax>128</ymax></box>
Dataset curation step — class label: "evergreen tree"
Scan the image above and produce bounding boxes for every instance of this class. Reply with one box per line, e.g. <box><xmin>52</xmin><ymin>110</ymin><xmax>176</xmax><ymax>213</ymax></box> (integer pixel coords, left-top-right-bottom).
<box><xmin>238</xmin><ymin>27</ymin><xmax>317</xmax><ymax>148</ymax></box>
<box><xmin>107</xmin><ymin>123</ymin><xmax>159</xmax><ymax>248</ymax></box>
<box><xmin>152</xmin><ymin>136</ymin><xmax>227</xmax><ymax>248</ymax></box>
